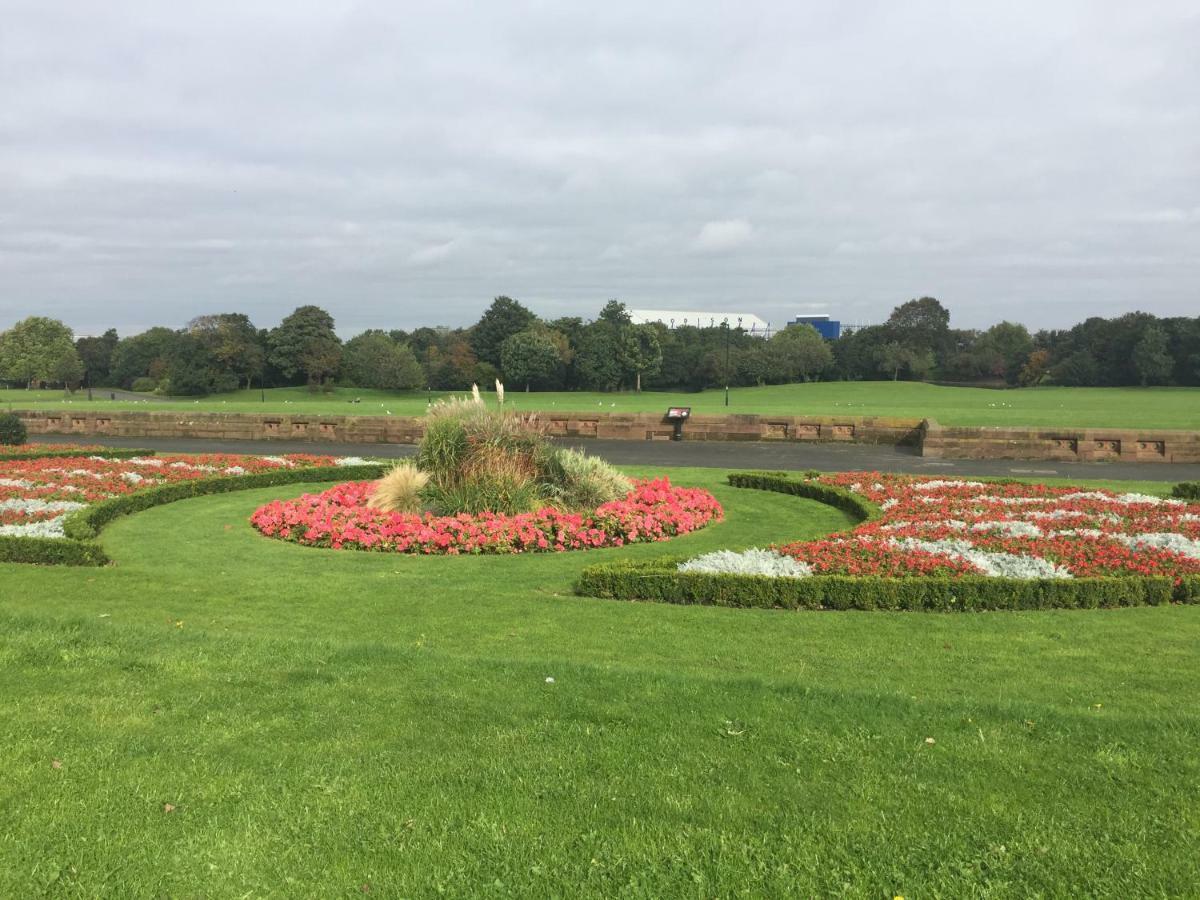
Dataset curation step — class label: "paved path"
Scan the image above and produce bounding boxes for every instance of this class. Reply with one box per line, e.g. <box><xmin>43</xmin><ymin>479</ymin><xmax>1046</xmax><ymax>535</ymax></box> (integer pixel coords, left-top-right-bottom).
<box><xmin>29</xmin><ymin>434</ymin><xmax>1200</xmax><ymax>483</ymax></box>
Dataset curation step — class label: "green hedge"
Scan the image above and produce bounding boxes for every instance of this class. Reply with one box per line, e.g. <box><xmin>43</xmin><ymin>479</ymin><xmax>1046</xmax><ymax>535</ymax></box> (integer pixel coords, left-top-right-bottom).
<box><xmin>1173</xmin><ymin>481</ymin><xmax>1200</xmax><ymax>501</ymax></box>
<box><xmin>1</xmin><ymin>463</ymin><xmax>385</xmax><ymax>567</ymax></box>
<box><xmin>725</xmin><ymin>471</ymin><xmax>880</xmax><ymax>523</ymax></box>
<box><xmin>571</xmin><ymin>470</ymin><xmax>1200</xmax><ymax>612</ymax></box>
<box><xmin>575</xmin><ymin>558</ymin><xmax>1198</xmax><ymax>611</ymax></box>
<box><xmin>0</xmin><ymin>446</ymin><xmax>156</xmax><ymax>461</ymax></box>
<box><xmin>0</xmin><ymin>534</ymin><xmax>111</xmax><ymax>566</ymax></box>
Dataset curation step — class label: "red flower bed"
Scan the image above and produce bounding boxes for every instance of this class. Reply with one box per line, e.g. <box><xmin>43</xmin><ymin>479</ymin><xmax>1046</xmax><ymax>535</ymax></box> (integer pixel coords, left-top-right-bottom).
<box><xmin>775</xmin><ymin>473</ymin><xmax>1200</xmax><ymax>581</ymax></box>
<box><xmin>0</xmin><ymin>452</ymin><xmax>341</xmax><ymax>539</ymax></box>
<box><xmin>250</xmin><ymin>477</ymin><xmax>723</xmax><ymax>554</ymax></box>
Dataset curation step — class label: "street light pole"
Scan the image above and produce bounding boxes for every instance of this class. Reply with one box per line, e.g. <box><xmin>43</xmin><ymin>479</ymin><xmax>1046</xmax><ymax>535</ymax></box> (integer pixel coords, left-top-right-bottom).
<box><xmin>724</xmin><ymin>322</ymin><xmax>731</xmax><ymax>407</ymax></box>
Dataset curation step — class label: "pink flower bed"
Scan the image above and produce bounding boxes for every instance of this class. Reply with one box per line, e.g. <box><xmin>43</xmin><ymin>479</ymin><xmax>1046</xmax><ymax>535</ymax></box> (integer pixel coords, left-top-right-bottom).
<box><xmin>250</xmin><ymin>477</ymin><xmax>723</xmax><ymax>554</ymax></box>
<box><xmin>776</xmin><ymin>473</ymin><xmax>1200</xmax><ymax>581</ymax></box>
<box><xmin>0</xmin><ymin>452</ymin><xmax>340</xmax><ymax>538</ymax></box>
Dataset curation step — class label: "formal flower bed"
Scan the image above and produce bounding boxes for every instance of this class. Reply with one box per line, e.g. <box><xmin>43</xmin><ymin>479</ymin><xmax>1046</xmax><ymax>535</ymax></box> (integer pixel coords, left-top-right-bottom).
<box><xmin>765</xmin><ymin>473</ymin><xmax>1200</xmax><ymax>581</ymax></box>
<box><xmin>0</xmin><ymin>452</ymin><xmax>347</xmax><ymax>538</ymax></box>
<box><xmin>250</xmin><ymin>477</ymin><xmax>723</xmax><ymax>554</ymax></box>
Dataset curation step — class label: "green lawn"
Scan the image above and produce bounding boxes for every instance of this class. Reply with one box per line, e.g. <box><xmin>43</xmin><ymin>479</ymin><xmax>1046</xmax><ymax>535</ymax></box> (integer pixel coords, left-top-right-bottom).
<box><xmin>1</xmin><ymin>468</ymin><xmax>1197</xmax><ymax>896</ymax></box>
<box><xmin>6</xmin><ymin>382</ymin><xmax>1200</xmax><ymax>429</ymax></box>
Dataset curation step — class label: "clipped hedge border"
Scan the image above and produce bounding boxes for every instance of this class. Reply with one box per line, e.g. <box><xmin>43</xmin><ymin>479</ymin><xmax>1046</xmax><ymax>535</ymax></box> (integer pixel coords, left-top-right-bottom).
<box><xmin>726</xmin><ymin>470</ymin><xmax>880</xmax><ymax>524</ymax></box>
<box><xmin>1</xmin><ymin>463</ymin><xmax>385</xmax><ymax>567</ymax></box>
<box><xmin>573</xmin><ymin>470</ymin><xmax>1200</xmax><ymax>611</ymax></box>
<box><xmin>1174</xmin><ymin>481</ymin><xmax>1200</xmax><ymax>501</ymax></box>
<box><xmin>0</xmin><ymin>446</ymin><xmax>156</xmax><ymax>461</ymax></box>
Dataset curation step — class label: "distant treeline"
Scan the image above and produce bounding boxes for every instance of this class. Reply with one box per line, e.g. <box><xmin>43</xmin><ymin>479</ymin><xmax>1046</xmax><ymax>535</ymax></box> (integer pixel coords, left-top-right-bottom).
<box><xmin>2</xmin><ymin>296</ymin><xmax>1198</xmax><ymax>395</ymax></box>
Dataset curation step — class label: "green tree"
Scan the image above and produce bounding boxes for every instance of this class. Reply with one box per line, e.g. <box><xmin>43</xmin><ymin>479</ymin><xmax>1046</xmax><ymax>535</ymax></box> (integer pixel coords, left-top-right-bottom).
<box><xmin>110</xmin><ymin>327</ymin><xmax>183</xmax><ymax>388</ymax></box>
<box><xmin>1050</xmin><ymin>350</ymin><xmax>1101</xmax><ymax>387</ymax></box>
<box><xmin>342</xmin><ymin>331</ymin><xmax>424</xmax><ymax>390</ymax></box>
<box><xmin>0</xmin><ymin>316</ymin><xmax>82</xmax><ymax>387</ymax></box>
<box><xmin>767</xmin><ymin>325</ymin><xmax>834</xmax><ymax>382</ymax></box>
<box><xmin>1018</xmin><ymin>349</ymin><xmax>1051</xmax><ymax>386</ymax></box>
<box><xmin>885</xmin><ymin>296</ymin><xmax>952</xmax><ymax>366</ymax></box>
<box><xmin>875</xmin><ymin>341</ymin><xmax>933</xmax><ymax>381</ymax></box>
<box><xmin>75</xmin><ymin>328</ymin><xmax>119</xmax><ymax>386</ymax></box>
<box><xmin>575</xmin><ymin>320</ymin><xmax>625</xmax><ymax>391</ymax></box>
<box><xmin>623</xmin><ymin>324</ymin><xmax>663</xmax><ymax>392</ymax></box>
<box><xmin>469</xmin><ymin>296</ymin><xmax>537</xmax><ymax>367</ymax></box>
<box><xmin>1132</xmin><ymin>324</ymin><xmax>1174</xmax><ymax>386</ymax></box>
<box><xmin>501</xmin><ymin>329</ymin><xmax>562</xmax><ymax>391</ymax></box>
<box><xmin>268</xmin><ymin>306</ymin><xmax>343</xmax><ymax>389</ymax></box>
<box><xmin>189</xmin><ymin>314</ymin><xmax>265</xmax><ymax>389</ymax></box>
<box><xmin>977</xmin><ymin>321</ymin><xmax>1034</xmax><ymax>384</ymax></box>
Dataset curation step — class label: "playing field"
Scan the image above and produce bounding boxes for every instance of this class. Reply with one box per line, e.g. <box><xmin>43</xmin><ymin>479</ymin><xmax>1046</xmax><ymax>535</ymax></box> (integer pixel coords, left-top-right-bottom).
<box><xmin>6</xmin><ymin>382</ymin><xmax>1200</xmax><ymax>430</ymax></box>
<box><xmin>2</xmin><ymin>466</ymin><xmax>1197</xmax><ymax>896</ymax></box>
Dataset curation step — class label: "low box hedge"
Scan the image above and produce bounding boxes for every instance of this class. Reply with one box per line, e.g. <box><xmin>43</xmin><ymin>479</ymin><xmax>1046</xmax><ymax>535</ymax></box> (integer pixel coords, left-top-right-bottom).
<box><xmin>1173</xmin><ymin>481</ymin><xmax>1200</xmax><ymax>501</ymax></box>
<box><xmin>571</xmin><ymin>470</ymin><xmax>1200</xmax><ymax>612</ymax></box>
<box><xmin>725</xmin><ymin>471</ymin><xmax>879</xmax><ymax>523</ymax></box>
<box><xmin>575</xmin><ymin>558</ymin><xmax>1197</xmax><ymax>611</ymax></box>
<box><xmin>1</xmin><ymin>462</ymin><xmax>385</xmax><ymax>566</ymax></box>
<box><xmin>0</xmin><ymin>446</ymin><xmax>156</xmax><ymax>461</ymax></box>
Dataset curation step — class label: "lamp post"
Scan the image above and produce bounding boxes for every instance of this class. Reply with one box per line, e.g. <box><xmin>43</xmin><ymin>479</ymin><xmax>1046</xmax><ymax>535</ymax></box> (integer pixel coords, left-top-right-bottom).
<box><xmin>723</xmin><ymin>321</ymin><xmax>731</xmax><ymax>407</ymax></box>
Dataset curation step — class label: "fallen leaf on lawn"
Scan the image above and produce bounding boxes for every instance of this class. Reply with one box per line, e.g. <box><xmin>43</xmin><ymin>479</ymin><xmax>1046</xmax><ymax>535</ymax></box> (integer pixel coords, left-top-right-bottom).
<box><xmin>51</xmin><ymin>759</ymin><xmax>62</xmax><ymax>770</ymax></box>
<box><xmin>163</xmin><ymin>803</ymin><xmax>176</xmax><ymax>813</ymax></box>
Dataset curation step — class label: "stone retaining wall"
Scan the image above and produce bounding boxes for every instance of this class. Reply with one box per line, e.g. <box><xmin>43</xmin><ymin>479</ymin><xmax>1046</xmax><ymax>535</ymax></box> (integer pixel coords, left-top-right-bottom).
<box><xmin>13</xmin><ymin>409</ymin><xmax>921</xmax><ymax>446</ymax></box>
<box><xmin>17</xmin><ymin>409</ymin><xmax>1199</xmax><ymax>463</ymax></box>
<box><xmin>920</xmin><ymin>419</ymin><xmax>1200</xmax><ymax>464</ymax></box>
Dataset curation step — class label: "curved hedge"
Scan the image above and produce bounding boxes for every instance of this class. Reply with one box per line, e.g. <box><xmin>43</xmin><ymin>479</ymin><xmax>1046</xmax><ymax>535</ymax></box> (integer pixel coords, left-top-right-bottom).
<box><xmin>573</xmin><ymin>471</ymin><xmax>1200</xmax><ymax>612</ymax></box>
<box><xmin>0</xmin><ymin>446</ymin><xmax>156</xmax><ymax>461</ymax></box>
<box><xmin>1174</xmin><ymin>481</ymin><xmax>1200</xmax><ymax>501</ymax></box>
<box><xmin>1</xmin><ymin>463</ymin><xmax>386</xmax><ymax>566</ymax></box>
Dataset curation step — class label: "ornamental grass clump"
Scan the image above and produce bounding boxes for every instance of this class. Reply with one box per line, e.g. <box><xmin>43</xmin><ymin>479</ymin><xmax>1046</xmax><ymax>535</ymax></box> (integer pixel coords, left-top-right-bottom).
<box><xmin>414</xmin><ymin>396</ymin><xmax>549</xmax><ymax>515</ymax></box>
<box><xmin>540</xmin><ymin>448</ymin><xmax>633</xmax><ymax>511</ymax></box>
<box><xmin>366</xmin><ymin>462</ymin><xmax>429</xmax><ymax>513</ymax></box>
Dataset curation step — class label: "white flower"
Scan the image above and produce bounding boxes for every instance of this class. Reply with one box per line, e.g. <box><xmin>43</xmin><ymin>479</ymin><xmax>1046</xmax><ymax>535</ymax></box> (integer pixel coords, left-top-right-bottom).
<box><xmin>0</xmin><ymin>498</ymin><xmax>86</xmax><ymax>514</ymax></box>
<box><xmin>120</xmin><ymin>471</ymin><xmax>146</xmax><ymax>484</ymax></box>
<box><xmin>888</xmin><ymin>537</ymin><xmax>1071</xmax><ymax>579</ymax></box>
<box><xmin>129</xmin><ymin>457</ymin><xmax>163</xmax><ymax>467</ymax></box>
<box><xmin>335</xmin><ymin>457</ymin><xmax>369</xmax><ymax>467</ymax></box>
<box><xmin>222</xmin><ymin>466</ymin><xmax>246</xmax><ymax>476</ymax></box>
<box><xmin>260</xmin><ymin>456</ymin><xmax>291</xmax><ymax>467</ymax></box>
<box><xmin>0</xmin><ymin>514</ymin><xmax>71</xmax><ymax>538</ymax></box>
<box><xmin>912</xmin><ymin>480</ymin><xmax>987</xmax><ymax>491</ymax></box>
<box><xmin>678</xmin><ymin>548</ymin><xmax>813</xmax><ymax>578</ymax></box>
<box><xmin>1113</xmin><ymin>532</ymin><xmax>1200</xmax><ymax>560</ymax></box>
<box><xmin>970</xmin><ymin>520</ymin><xmax>1043</xmax><ymax>538</ymax></box>
<box><xmin>0</xmin><ymin>478</ymin><xmax>33</xmax><ymax>488</ymax></box>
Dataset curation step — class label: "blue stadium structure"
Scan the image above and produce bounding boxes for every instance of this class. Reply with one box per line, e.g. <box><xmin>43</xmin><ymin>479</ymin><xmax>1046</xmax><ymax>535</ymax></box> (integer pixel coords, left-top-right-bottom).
<box><xmin>787</xmin><ymin>314</ymin><xmax>841</xmax><ymax>339</ymax></box>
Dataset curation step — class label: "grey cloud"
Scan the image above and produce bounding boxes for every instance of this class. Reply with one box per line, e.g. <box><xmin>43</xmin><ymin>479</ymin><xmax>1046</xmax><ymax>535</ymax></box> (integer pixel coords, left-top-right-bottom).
<box><xmin>1</xmin><ymin>0</ymin><xmax>1197</xmax><ymax>337</ymax></box>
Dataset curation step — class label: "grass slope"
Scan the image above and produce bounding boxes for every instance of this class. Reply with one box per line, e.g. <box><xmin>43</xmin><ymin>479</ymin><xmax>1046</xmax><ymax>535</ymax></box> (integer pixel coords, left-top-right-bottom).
<box><xmin>1</xmin><ymin>468</ymin><xmax>1198</xmax><ymax>895</ymax></box>
<box><xmin>7</xmin><ymin>382</ymin><xmax>1200</xmax><ymax>429</ymax></box>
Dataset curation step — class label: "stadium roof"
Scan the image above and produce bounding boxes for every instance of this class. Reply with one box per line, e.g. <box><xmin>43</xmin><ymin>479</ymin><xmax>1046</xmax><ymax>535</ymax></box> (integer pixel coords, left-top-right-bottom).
<box><xmin>628</xmin><ymin>308</ymin><xmax>772</xmax><ymax>334</ymax></box>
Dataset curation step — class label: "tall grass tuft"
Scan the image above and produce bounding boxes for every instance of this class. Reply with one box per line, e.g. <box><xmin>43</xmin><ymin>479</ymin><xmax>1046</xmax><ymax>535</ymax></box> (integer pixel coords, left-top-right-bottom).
<box><xmin>366</xmin><ymin>462</ymin><xmax>429</xmax><ymax>513</ymax></box>
<box><xmin>539</xmin><ymin>448</ymin><xmax>632</xmax><ymax>510</ymax></box>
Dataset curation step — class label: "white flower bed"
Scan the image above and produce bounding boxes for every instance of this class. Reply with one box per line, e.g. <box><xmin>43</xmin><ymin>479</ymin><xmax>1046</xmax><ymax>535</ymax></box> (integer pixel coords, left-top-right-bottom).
<box><xmin>678</xmin><ymin>548</ymin><xmax>813</xmax><ymax>578</ymax></box>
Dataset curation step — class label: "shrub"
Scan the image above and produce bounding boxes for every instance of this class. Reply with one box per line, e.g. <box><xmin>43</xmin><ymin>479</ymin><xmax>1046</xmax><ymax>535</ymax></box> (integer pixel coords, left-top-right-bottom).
<box><xmin>0</xmin><ymin>412</ymin><xmax>28</xmax><ymax>446</ymax></box>
<box><xmin>414</xmin><ymin>397</ymin><xmax>551</xmax><ymax>515</ymax></box>
<box><xmin>1174</xmin><ymin>481</ymin><xmax>1200</xmax><ymax>501</ymax></box>
<box><xmin>130</xmin><ymin>376</ymin><xmax>159</xmax><ymax>393</ymax></box>
<box><xmin>539</xmin><ymin>448</ymin><xmax>633</xmax><ymax>510</ymax></box>
<box><xmin>366</xmin><ymin>462</ymin><xmax>429</xmax><ymax>513</ymax></box>
<box><xmin>575</xmin><ymin>559</ymin><xmax>1195</xmax><ymax>611</ymax></box>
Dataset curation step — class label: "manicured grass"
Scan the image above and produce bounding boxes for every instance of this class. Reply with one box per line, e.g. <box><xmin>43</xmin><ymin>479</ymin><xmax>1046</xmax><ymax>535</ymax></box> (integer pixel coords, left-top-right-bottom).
<box><xmin>6</xmin><ymin>381</ymin><xmax>1200</xmax><ymax>429</ymax></box>
<box><xmin>1</xmin><ymin>467</ymin><xmax>1198</xmax><ymax>895</ymax></box>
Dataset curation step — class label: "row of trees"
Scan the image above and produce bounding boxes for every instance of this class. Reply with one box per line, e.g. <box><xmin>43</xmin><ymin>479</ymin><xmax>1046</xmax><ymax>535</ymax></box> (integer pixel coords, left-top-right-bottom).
<box><xmin>3</xmin><ymin>296</ymin><xmax>1199</xmax><ymax>394</ymax></box>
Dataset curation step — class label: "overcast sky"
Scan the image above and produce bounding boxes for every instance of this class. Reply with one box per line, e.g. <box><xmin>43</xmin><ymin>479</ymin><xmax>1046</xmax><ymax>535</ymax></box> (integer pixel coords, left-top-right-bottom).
<box><xmin>2</xmin><ymin>0</ymin><xmax>1197</xmax><ymax>337</ymax></box>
